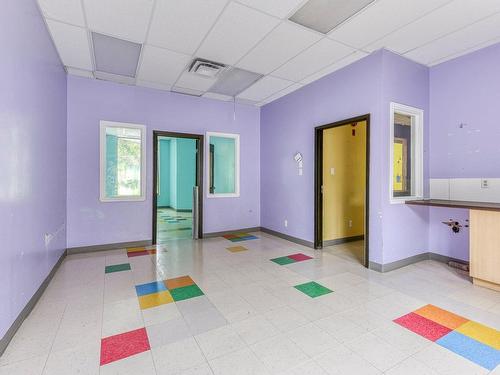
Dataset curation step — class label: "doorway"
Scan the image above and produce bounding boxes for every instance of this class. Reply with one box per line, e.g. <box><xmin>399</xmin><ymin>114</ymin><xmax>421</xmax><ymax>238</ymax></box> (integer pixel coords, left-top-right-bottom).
<box><xmin>153</xmin><ymin>131</ymin><xmax>203</xmax><ymax>243</ymax></box>
<box><xmin>314</xmin><ymin>114</ymin><xmax>370</xmax><ymax>267</ymax></box>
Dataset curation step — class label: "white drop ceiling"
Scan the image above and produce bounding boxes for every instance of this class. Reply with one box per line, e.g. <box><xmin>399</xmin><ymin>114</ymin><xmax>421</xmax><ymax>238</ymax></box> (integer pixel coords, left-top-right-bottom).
<box><xmin>38</xmin><ymin>0</ymin><xmax>500</xmax><ymax>106</ymax></box>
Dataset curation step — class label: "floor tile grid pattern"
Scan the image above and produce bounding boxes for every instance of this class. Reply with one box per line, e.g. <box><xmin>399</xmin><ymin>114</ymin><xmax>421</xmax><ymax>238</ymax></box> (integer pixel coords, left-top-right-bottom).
<box><xmin>1</xmin><ymin>236</ymin><xmax>500</xmax><ymax>375</ymax></box>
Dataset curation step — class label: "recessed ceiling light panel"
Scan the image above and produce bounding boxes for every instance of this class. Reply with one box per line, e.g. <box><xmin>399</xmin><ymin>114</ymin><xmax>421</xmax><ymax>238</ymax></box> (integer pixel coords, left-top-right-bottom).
<box><xmin>171</xmin><ymin>86</ymin><xmax>204</xmax><ymax>97</ymax></box>
<box><xmin>92</xmin><ymin>32</ymin><xmax>142</xmax><ymax>77</ymax></box>
<box><xmin>289</xmin><ymin>0</ymin><xmax>375</xmax><ymax>34</ymax></box>
<box><xmin>209</xmin><ymin>67</ymin><xmax>263</xmax><ymax>97</ymax></box>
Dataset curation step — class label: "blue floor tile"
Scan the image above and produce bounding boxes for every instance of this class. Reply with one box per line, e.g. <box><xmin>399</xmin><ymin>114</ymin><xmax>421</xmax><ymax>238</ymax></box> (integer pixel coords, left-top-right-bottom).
<box><xmin>135</xmin><ymin>281</ymin><xmax>168</xmax><ymax>297</ymax></box>
<box><xmin>437</xmin><ymin>331</ymin><xmax>500</xmax><ymax>370</ymax></box>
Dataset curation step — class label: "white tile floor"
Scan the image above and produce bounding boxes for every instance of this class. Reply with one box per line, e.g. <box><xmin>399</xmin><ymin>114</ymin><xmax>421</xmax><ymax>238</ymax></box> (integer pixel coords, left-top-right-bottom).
<box><xmin>157</xmin><ymin>208</ymin><xmax>193</xmax><ymax>242</ymax></box>
<box><xmin>0</xmin><ymin>233</ymin><xmax>499</xmax><ymax>374</ymax></box>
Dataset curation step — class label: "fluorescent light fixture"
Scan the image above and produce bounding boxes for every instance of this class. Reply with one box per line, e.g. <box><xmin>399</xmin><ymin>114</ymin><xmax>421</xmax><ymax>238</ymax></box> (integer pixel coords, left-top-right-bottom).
<box><xmin>95</xmin><ymin>71</ymin><xmax>136</xmax><ymax>85</ymax></box>
<box><xmin>171</xmin><ymin>86</ymin><xmax>204</xmax><ymax>97</ymax></box>
<box><xmin>289</xmin><ymin>0</ymin><xmax>375</xmax><ymax>34</ymax></box>
<box><xmin>92</xmin><ymin>32</ymin><xmax>142</xmax><ymax>77</ymax></box>
<box><xmin>209</xmin><ymin>67</ymin><xmax>263</xmax><ymax>97</ymax></box>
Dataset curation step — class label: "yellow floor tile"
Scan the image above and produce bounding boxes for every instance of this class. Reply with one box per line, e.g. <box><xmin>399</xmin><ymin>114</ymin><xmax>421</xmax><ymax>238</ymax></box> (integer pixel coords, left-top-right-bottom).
<box><xmin>227</xmin><ymin>246</ymin><xmax>248</xmax><ymax>253</ymax></box>
<box><xmin>455</xmin><ymin>320</ymin><xmax>500</xmax><ymax>349</ymax></box>
<box><xmin>414</xmin><ymin>304</ymin><xmax>469</xmax><ymax>329</ymax></box>
<box><xmin>138</xmin><ymin>291</ymin><xmax>173</xmax><ymax>310</ymax></box>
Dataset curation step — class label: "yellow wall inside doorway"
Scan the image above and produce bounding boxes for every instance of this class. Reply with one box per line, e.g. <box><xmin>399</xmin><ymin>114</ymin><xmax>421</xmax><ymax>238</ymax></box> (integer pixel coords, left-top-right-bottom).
<box><xmin>322</xmin><ymin>120</ymin><xmax>366</xmax><ymax>241</ymax></box>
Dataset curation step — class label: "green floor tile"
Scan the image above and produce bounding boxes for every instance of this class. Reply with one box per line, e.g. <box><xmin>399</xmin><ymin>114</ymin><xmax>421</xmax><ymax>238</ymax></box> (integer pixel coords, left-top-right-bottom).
<box><xmin>105</xmin><ymin>263</ymin><xmax>131</xmax><ymax>274</ymax></box>
<box><xmin>270</xmin><ymin>256</ymin><xmax>296</xmax><ymax>265</ymax></box>
<box><xmin>170</xmin><ymin>284</ymin><xmax>204</xmax><ymax>301</ymax></box>
<box><xmin>294</xmin><ymin>281</ymin><xmax>333</xmax><ymax>298</ymax></box>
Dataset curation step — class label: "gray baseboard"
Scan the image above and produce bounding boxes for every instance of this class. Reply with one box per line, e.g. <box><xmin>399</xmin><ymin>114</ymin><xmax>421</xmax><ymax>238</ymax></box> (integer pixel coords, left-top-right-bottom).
<box><xmin>203</xmin><ymin>227</ymin><xmax>262</xmax><ymax>238</ymax></box>
<box><xmin>67</xmin><ymin>240</ymin><xmax>151</xmax><ymax>255</ymax></box>
<box><xmin>369</xmin><ymin>252</ymin><xmax>469</xmax><ymax>273</ymax></box>
<box><xmin>0</xmin><ymin>249</ymin><xmax>67</xmax><ymax>356</ymax></box>
<box><xmin>323</xmin><ymin>235</ymin><xmax>364</xmax><ymax>247</ymax></box>
<box><xmin>260</xmin><ymin>227</ymin><xmax>315</xmax><ymax>248</ymax></box>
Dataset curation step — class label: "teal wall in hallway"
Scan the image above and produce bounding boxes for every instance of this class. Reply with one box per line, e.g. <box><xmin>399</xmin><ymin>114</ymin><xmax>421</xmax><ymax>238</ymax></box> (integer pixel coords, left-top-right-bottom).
<box><xmin>157</xmin><ymin>137</ymin><xmax>196</xmax><ymax>211</ymax></box>
<box><xmin>175</xmin><ymin>138</ymin><xmax>196</xmax><ymax>210</ymax></box>
<box><xmin>157</xmin><ymin>139</ymin><xmax>170</xmax><ymax>207</ymax></box>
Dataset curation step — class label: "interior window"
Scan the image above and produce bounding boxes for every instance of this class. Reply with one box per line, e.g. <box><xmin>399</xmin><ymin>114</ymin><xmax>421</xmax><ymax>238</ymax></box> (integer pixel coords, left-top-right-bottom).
<box><xmin>207</xmin><ymin>132</ymin><xmax>239</xmax><ymax>197</ymax></box>
<box><xmin>100</xmin><ymin>121</ymin><xmax>145</xmax><ymax>201</ymax></box>
<box><xmin>390</xmin><ymin>103</ymin><xmax>423</xmax><ymax>203</ymax></box>
<box><xmin>393</xmin><ymin>113</ymin><xmax>412</xmax><ymax>196</ymax></box>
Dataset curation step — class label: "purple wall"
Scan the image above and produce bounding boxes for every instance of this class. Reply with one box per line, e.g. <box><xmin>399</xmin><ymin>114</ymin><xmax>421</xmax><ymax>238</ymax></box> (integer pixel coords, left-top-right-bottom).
<box><xmin>261</xmin><ymin>52</ymin><xmax>384</xmax><ymax>261</ymax></box>
<box><xmin>427</xmin><ymin>42</ymin><xmax>500</xmax><ymax>261</ymax></box>
<box><xmin>430</xmin><ymin>42</ymin><xmax>500</xmax><ymax>179</ymax></box>
<box><xmin>0</xmin><ymin>0</ymin><xmax>67</xmax><ymax>338</ymax></box>
<box><xmin>380</xmin><ymin>50</ymin><xmax>430</xmax><ymax>263</ymax></box>
<box><xmin>261</xmin><ymin>50</ymin><xmax>431</xmax><ymax>265</ymax></box>
<box><xmin>66</xmin><ymin>77</ymin><xmax>260</xmax><ymax>248</ymax></box>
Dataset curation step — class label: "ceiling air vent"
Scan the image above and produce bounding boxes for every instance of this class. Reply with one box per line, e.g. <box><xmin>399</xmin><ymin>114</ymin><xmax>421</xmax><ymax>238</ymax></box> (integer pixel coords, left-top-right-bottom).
<box><xmin>188</xmin><ymin>58</ymin><xmax>226</xmax><ymax>78</ymax></box>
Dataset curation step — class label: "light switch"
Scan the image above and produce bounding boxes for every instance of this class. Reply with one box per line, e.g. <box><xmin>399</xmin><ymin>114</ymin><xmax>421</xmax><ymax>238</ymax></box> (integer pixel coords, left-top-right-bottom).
<box><xmin>330</xmin><ymin>167</ymin><xmax>335</xmax><ymax>176</ymax></box>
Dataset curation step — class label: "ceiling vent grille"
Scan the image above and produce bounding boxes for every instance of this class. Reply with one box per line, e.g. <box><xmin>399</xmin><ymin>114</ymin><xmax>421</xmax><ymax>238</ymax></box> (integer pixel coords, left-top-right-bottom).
<box><xmin>188</xmin><ymin>58</ymin><xmax>226</xmax><ymax>78</ymax></box>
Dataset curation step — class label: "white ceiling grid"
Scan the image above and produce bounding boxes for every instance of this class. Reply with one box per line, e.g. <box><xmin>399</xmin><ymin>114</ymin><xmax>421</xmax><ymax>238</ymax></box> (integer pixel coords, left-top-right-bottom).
<box><xmin>37</xmin><ymin>0</ymin><xmax>500</xmax><ymax>106</ymax></box>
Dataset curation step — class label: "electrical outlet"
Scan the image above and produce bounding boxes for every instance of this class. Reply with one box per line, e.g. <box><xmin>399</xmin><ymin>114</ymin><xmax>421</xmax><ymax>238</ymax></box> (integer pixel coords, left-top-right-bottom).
<box><xmin>481</xmin><ymin>179</ymin><xmax>489</xmax><ymax>188</ymax></box>
<box><xmin>348</xmin><ymin>220</ymin><xmax>353</xmax><ymax>228</ymax></box>
<box><xmin>284</xmin><ymin>219</ymin><xmax>288</xmax><ymax>228</ymax></box>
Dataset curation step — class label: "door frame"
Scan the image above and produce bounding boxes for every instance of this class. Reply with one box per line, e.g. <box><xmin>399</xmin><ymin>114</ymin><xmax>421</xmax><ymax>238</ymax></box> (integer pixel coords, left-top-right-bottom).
<box><xmin>314</xmin><ymin>114</ymin><xmax>370</xmax><ymax>268</ymax></box>
<box><xmin>152</xmin><ymin>130</ymin><xmax>204</xmax><ymax>244</ymax></box>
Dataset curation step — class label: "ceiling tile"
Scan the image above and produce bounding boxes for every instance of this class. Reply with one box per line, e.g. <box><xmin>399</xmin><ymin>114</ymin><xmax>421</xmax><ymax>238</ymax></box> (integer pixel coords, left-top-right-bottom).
<box><xmin>405</xmin><ymin>12</ymin><xmax>500</xmax><ymax>65</ymax></box>
<box><xmin>175</xmin><ymin>71</ymin><xmax>218</xmax><ymax>91</ymax></box>
<box><xmin>236</xmin><ymin>21</ymin><xmax>322</xmax><ymax>75</ymax></box>
<box><xmin>272</xmin><ymin>38</ymin><xmax>354</xmax><ymax>82</ymax></box>
<box><xmin>259</xmin><ymin>82</ymin><xmax>302</xmax><ymax>105</ymax></box>
<box><xmin>237</xmin><ymin>75</ymin><xmax>294</xmax><ymax>101</ymax></box>
<box><xmin>147</xmin><ymin>0</ymin><xmax>228</xmax><ymax>55</ymax></box>
<box><xmin>83</xmin><ymin>0</ymin><xmax>154</xmax><ymax>42</ymax></box>
<box><xmin>196</xmin><ymin>2</ymin><xmax>280</xmax><ymax>65</ymax></box>
<box><xmin>202</xmin><ymin>92</ymin><xmax>234</xmax><ymax>101</ymax></box>
<box><xmin>328</xmin><ymin>0</ymin><xmax>451</xmax><ymax>49</ymax></box>
<box><xmin>237</xmin><ymin>0</ymin><xmax>306</xmax><ymax>18</ymax></box>
<box><xmin>429</xmin><ymin>36</ymin><xmax>500</xmax><ymax>66</ymax></box>
<box><xmin>66</xmin><ymin>67</ymin><xmax>94</xmax><ymax>78</ymax></box>
<box><xmin>137</xmin><ymin>45</ymin><xmax>191</xmax><ymax>85</ymax></box>
<box><xmin>300</xmin><ymin>50</ymin><xmax>368</xmax><ymax>84</ymax></box>
<box><xmin>366</xmin><ymin>0</ymin><xmax>500</xmax><ymax>53</ymax></box>
<box><xmin>136</xmin><ymin>80</ymin><xmax>172</xmax><ymax>91</ymax></box>
<box><xmin>45</xmin><ymin>20</ymin><xmax>93</xmax><ymax>70</ymax></box>
<box><xmin>37</xmin><ymin>0</ymin><xmax>85</xmax><ymax>26</ymax></box>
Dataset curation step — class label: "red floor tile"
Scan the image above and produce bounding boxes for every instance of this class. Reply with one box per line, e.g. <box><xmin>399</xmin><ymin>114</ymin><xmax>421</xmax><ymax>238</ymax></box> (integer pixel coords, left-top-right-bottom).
<box><xmin>288</xmin><ymin>253</ymin><xmax>313</xmax><ymax>262</ymax></box>
<box><xmin>127</xmin><ymin>250</ymin><xmax>150</xmax><ymax>257</ymax></box>
<box><xmin>100</xmin><ymin>328</ymin><xmax>150</xmax><ymax>366</ymax></box>
<box><xmin>394</xmin><ymin>312</ymin><xmax>451</xmax><ymax>341</ymax></box>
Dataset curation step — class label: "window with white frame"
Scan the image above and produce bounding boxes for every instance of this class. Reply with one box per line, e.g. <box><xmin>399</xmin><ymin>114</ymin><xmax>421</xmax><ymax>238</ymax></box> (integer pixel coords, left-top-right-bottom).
<box><xmin>389</xmin><ymin>102</ymin><xmax>423</xmax><ymax>203</ymax></box>
<box><xmin>100</xmin><ymin>121</ymin><xmax>146</xmax><ymax>202</ymax></box>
